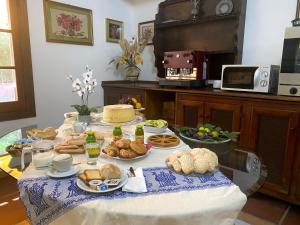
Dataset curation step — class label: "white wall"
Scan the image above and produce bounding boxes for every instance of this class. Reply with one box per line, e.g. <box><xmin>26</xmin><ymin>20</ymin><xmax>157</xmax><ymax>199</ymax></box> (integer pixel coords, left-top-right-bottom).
<box><xmin>0</xmin><ymin>0</ymin><xmax>134</xmax><ymax>135</ymax></box>
<box><xmin>0</xmin><ymin>0</ymin><xmax>298</xmax><ymax>135</ymax></box>
<box><xmin>129</xmin><ymin>0</ymin><xmax>298</xmax><ymax>78</ymax></box>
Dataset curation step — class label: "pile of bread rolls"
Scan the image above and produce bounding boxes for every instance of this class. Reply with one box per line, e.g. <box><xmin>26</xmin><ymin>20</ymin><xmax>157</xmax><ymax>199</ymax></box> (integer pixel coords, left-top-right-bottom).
<box><xmin>165</xmin><ymin>148</ymin><xmax>218</xmax><ymax>175</ymax></box>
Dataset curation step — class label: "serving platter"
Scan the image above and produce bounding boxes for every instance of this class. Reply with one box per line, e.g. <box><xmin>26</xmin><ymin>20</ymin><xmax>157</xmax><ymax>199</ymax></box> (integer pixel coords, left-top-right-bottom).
<box><xmin>101</xmin><ymin>148</ymin><xmax>152</xmax><ymax>161</ymax></box>
<box><xmin>76</xmin><ymin>171</ymin><xmax>128</xmax><ymax>193</ymax></box>
<box><xmin>90</xmin><ymin>115</ymin><xmax>144</xmax><ymax>126</ymax></box>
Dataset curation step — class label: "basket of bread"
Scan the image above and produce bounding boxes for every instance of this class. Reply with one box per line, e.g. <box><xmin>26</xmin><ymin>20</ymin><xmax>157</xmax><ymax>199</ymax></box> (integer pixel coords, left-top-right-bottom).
<box><xmin>26</xmin><ymin>127</ymin><xmax>57</xmax><ymax>140</ymax></box>
<box><xmin>77</xmin><ymin>163</ymin><xmax>127</xmax><ymax>193</ymax></box>
<box><xmin>102</xmin><ymin>138</ymin><xmax>151</xmax><ymax>160</ymax></box>
<box><xmin>165</xmin><ymin>148</ymin><xmax>218</xmax><ymax>175</ymax></box>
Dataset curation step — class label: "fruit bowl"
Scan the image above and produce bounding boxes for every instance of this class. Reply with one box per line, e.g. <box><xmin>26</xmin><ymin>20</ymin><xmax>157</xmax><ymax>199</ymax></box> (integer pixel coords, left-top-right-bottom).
<box><xmin>144</xmin><ymin>120</ymin><xmax>168</xmax><ymax>133</ymax></box>
<box><xmin>178</xmin><ymin>124</ymin><xmax>239</xmax><ymax>144</ymax></box>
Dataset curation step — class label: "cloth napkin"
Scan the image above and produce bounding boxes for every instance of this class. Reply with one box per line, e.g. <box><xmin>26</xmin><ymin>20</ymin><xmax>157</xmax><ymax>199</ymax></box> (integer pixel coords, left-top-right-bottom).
<box><xmin>122</xmin><ymin>167</ymin><xmax>147</xmax><ymax>193</ymax></box>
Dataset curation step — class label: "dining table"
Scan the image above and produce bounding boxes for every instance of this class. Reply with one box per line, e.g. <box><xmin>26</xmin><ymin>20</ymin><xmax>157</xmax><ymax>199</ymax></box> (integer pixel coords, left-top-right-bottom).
<box><xmin>0</xmin><ymin>121</ymin><xmax>267</xmax><ymax>225</ymax></box>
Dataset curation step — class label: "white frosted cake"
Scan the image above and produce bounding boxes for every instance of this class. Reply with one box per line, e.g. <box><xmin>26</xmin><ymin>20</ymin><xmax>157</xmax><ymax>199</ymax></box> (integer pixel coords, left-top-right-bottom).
<box><xmin>102</xmin><ymin>104</ymin><xmax>135</xmax><ymax>123</ymax></box>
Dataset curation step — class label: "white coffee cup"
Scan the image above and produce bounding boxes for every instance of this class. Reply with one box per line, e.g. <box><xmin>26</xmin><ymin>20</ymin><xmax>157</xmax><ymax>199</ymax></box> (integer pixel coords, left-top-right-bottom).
<box><xmin>52</xmin><ymin>154</ymin><xmax>73</xmax><ymax>172</ymax></box>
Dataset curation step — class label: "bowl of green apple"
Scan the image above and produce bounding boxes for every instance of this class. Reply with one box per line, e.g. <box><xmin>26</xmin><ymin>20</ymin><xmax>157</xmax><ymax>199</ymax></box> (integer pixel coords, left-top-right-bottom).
<box><xmin>144</xmin><ymin>119</ymin><xmax>168</xmax><ymax>133</ymax></box>
<box><xmin>179</xmin><ymin>124</ymin><xmax>239</xmax><ymax>144</ymax></box>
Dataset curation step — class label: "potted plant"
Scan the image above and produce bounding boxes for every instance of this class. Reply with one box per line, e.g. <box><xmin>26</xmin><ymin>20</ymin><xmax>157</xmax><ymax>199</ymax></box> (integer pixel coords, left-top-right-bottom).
<box><xmin>109</xmin><ymin>31</ymin><xmax>151</xmax><ymax>81</ymax></box>
<box><xmin>67</xmin><ymin>66</ymin><xmax>97</xmax><ymax>124</ymax></box>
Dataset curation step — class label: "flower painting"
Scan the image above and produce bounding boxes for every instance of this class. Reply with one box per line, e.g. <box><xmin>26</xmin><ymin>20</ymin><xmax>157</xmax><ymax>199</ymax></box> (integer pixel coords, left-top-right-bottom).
<box><xmin>106</xmin><ymin>18</ymin><xmax>124</xmax><ymax>43</ymax></box>
<box><xmin>44</xmin><ymin>0</ymin><xmax>93</xmax><ymax>45</ymax></box>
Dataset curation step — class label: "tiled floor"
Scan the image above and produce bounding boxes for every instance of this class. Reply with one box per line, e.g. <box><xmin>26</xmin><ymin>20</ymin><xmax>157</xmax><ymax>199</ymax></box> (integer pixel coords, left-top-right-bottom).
<box><xmin>238</xmin><ymin>193</ymin><xmax>300</xmax><ymax>225</ymax></box>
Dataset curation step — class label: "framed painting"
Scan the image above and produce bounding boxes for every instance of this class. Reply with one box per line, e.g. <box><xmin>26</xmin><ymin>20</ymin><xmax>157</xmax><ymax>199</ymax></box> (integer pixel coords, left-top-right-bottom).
<box><xmin>43</xmin><ymin>0</ymin><xmax>93</xmax><ymax>45</ymax></box>
<box><xmin>138</xmin><ymin>20</ymin><xmax>154</xmax><ymax>45</ymax></box>
<box><xmin>106</xmin><ymin>18</ymin><xmax>124</xmax><ymax>43</ymax></box>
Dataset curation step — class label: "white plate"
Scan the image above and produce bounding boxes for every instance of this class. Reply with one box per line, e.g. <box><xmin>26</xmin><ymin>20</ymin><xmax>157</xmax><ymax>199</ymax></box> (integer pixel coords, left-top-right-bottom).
<box><xmin>76</xmin><ymin>171</ymin><xmax>128</xmax><ymax>193</ymax></box>
<box><xmin>46</xmin><ymin>165</ymin><xmax>81</xmax><ymax>178</ymax></box>
<box><xmin>90</xmin><ymin>115</ymin><xmax>144</xmax><ymax>126</ymax></box>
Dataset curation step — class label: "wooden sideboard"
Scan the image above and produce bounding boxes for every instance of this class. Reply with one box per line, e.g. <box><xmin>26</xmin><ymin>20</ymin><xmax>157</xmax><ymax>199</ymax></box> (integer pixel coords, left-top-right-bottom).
<box><xmin>102</xmin><ymin>80</ymin><xmax>300</xmax><ymax>205</ymax></box>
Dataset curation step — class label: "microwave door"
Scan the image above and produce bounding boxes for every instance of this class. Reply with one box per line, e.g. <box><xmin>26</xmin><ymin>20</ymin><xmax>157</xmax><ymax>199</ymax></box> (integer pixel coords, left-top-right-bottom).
<box><xmin>281</xmin><ymin>38</ymin><xmax>300</xmax><ymax>73</ymax></box>
<box><xmin>222</xmin><ymin>67</ymin><xmax>258</xmax><ymax>90</ymax></box>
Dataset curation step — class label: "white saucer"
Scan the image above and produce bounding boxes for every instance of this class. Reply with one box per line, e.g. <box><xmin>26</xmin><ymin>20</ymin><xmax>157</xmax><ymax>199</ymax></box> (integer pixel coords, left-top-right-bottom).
<box><xmin>46</xmin><ymin>165</ymin><xmax>81</xmax><ymax>178</ymax></box>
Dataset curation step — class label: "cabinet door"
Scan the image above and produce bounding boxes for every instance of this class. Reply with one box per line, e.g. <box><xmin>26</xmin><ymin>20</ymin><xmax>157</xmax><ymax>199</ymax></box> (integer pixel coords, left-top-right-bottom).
<box><xmin>249</xmin><ymin>106</ymin><xmax>299</xmax><ymax>195</ymax></box>
<box><xmin>204</xmin><ymin>102</ymin><xmax>241</xmax><ymax>131</ymax></box>
<box><xmin>176</xmin><ymin>100</ymin><xmax>204</xmax><ymax>127</ymax></box>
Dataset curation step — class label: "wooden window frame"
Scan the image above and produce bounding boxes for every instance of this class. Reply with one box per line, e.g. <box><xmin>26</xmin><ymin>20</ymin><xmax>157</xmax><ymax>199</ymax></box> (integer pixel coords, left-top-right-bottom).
<box><xmin>0</xmin><ymin>0</ymin><xmax>36</xmax><ymax>122</ymax></box>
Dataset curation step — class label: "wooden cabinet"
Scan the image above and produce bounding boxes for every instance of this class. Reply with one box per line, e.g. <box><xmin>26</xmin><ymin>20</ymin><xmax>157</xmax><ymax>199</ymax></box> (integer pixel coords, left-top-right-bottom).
<box><xmin>204</xmin><ymin>101</ymin><xmax>241</xmax><ymax>132</ymax></box>
<box><xmin>102</xmin><ymin>81</ymin><xmax>300</xmax><ymax>205</ymax></box>
<box><xmin>248</xmin><ymin>105</ymin><xmax>299</xmax><ymax>196</ymax></box>
<box><xmin>176</xmin><ymin>100</ymin><xmax>204</xmax><ymax>127</ymax></box>
<box><xmin>176</xmin><ymin>95</ymin><xmax>241</xmax><ymax>132</ymax></box>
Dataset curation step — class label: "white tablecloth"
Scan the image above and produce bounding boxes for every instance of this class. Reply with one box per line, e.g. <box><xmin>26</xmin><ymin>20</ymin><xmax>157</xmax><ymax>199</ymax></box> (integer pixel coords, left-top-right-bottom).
<box><xmin>20</xmin><ymin>124</ymin><xmax>247</xmax><ymax>225</ymax></box>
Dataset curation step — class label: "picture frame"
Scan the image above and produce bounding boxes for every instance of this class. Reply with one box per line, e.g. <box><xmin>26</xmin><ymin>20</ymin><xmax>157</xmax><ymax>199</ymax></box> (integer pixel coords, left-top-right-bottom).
<box><xmin>43</xmin><ymin>0</ymin><xmax>93</xmax><ymax>46</ymax></box>
<box><xmin>106</xmin><ymin>18</ymin><xmax>124</xmax><ymax>43</ymax></box>
<box><xmin>297</xmin><ymin>0</ymin><xmax>300</xmax><ymax>18</ymax></box>
<box><xmin>138</xmin><ymin>20</ymin><xmax>155</xmax><ymax>45</ymax></box>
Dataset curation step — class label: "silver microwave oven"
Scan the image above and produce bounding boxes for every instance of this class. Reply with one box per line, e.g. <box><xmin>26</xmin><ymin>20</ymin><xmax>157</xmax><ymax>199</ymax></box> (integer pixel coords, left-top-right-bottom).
<box><xmin>221</xmin><ymin>65</ymin><xmax>280</xmax><ymax>94</ymax></box>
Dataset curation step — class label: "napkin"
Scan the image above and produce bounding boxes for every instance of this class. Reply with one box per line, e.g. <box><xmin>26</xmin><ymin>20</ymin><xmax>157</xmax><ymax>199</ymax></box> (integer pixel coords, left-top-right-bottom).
<box><xmin>122</xmin><ymin>168</ymin><xmax>147</xmax><ymax>193</ymax></box>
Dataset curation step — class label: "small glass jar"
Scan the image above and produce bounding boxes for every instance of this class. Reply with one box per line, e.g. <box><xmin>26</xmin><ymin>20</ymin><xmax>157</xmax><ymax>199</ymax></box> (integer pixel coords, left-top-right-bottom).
<box><xmin>112</xmin><ymin>125</ymin><xmax>123</xmax><ymax>141</ymax></box>
<box><xmin>135</xmin><ymin>124</ymin><xmax>144</xmax><ymax>144</ymax></box>
<box><xmin>85</xmin><ymin>131</ymin><xmax>100</xmax><ymax>165</ymax></box>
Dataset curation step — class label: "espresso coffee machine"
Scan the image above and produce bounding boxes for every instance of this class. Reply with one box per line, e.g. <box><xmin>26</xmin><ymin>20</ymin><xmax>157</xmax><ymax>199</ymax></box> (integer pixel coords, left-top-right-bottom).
<box><xmin>278</xmin><ymin>26</ymin><xmax>300</xmax><ymax>96</ymax></box>
<box><xmin>159</xmin><ymin>50</ymin><xmax>211</xmax><ymax>87</ymax></box>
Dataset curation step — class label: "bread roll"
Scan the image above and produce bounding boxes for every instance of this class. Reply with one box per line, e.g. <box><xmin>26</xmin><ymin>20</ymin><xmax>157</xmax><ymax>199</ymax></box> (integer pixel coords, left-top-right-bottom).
<box><xmin>100</xmin><ymin>163</ymin><xmax>121</xmax><ymax>179</ymax></box>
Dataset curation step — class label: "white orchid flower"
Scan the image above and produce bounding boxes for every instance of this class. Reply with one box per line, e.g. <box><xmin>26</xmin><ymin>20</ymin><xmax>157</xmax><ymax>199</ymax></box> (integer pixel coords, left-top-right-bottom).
<box><xmin>82</xmin><ymin>71</ymin><xmax>93</xmax><ymax>80</ymax></box>
<box><xmin>67</xmin><ymin>75</ymin><xmax>73</xmax><ymax>80</ymax></box>
<box><xmin>90</xmin><ymin>79</ymin><xmax>97</xmax><ymax>86</ymax></box>
<box><xmin>83</xmin><ymin>77</ymin><xmax>90</xmax><ymax>85</ymax></box>
<box><xmin>77</xmin><ymin>87</ymin><xmax>86</xmax><ymax>97</ymax></box>
<box><xmin>86</xmin><ymin>85</ymin><xmax>93</xmax><ymax>93</ymax></box>
<box><xmin>85</xmin><ymin>65</ymin><xmax>91</xmax><ymax>71</ymax></box>
<box><xmin>72</xmin><ymin>78</ymin><xmax>82</xmax><ymax>91</ymax></box>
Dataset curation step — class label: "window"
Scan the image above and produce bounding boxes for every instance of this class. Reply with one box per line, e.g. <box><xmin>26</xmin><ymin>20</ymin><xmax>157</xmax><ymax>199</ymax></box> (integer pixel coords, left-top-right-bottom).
<box><xmin>0</xmin><ymin>0</ymin><xmax>35</xmax><ymax>121</ymax></box>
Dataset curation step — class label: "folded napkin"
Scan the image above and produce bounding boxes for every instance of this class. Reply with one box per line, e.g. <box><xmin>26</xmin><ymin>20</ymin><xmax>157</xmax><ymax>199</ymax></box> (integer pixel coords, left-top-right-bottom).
<box><xmin>122</xmin><ymin>167</ymin><xmax>147</xmax><ymax>193</ymax></box>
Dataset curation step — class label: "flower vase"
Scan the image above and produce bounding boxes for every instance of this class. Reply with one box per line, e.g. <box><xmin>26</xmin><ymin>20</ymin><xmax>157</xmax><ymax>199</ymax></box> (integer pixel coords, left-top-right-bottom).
<box><xmin>125</xmin><ymin>67</ymin><xmax>140</xmax><ymax>81</ymax></box>
<box><xmin>78</xmin><ymin>115</ymin><xmax>91</xmax><ymax>125</ymax></box>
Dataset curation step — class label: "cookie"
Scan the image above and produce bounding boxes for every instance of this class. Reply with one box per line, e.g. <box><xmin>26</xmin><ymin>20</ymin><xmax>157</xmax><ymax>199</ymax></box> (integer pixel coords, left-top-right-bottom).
<box><xmin>119</xmin><ymin>149</ymin><xmax>137</xmax><ymax>159</ymax></box>
<box><xmin>130</xmin><ymin>141</ymin><xmax>147</xmax><ymax>155</ymax></box>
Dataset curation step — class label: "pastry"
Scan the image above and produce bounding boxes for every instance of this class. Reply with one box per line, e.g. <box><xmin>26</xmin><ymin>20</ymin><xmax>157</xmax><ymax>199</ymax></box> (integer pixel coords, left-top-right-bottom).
<box><xmin>147</xmin><ymin>134</ymin><xmax>180</xmax><ymax>148</ymax></box>
<box><xmin>54</xmin><ymin>144</ymin><xmax>80</xmax><ymax>151</ymax></box>
<box><xmin>165</xmin><ymin>148</ymin><xmax>218</xmax><ymax>175</ymax></box>
<box><xmin>65</xmin><ymin>134</ymin><xmax>87</xmax><ymax>146</ymax></box>
<box><xmin>119</xmin><ymin>149</ymin><xmax>137</xmax><ymax>159</ymax></box>
<box><xmin>26</xmin><ymin>127</ymin><xmax>57</xmax><ymax>140</ymax></box>
<box><xmin>55</xmin><ymin>148</ymin><xmax>85</xmax><ymax>154</ymax></box>
<box><xmin>94</xmin><ymin>131</ymin><xmax>105</xmax><ymax>141</ymax></box>
<box><xmin>84</xmin><ymin>169</ymin><xmax>103</xmax><ymax>181</ymax></box>
<box><xmin>102</xmin><ymin>104</ymin><xmax>135</xmax><ymax>123</ymax></box>
<box><xmin>178</xmin><ymin>153</ymin><xmax>194</xmax><ymax>175</ymax></box>
<box><xmin>115</xmin><ymin>138</ymin><xmax>131</xmax><ymax>149</ymax></box>
<box><xmin>129</xmin><ymin>141</ymin><xmax>147</xmax><ymax>155</ymax></box>
<box><xmin>103</xmin><ymin>143</ymin><xmax>119</xmax><ymax>157</ymax></box>
<box><xmin>100</xmin><ymin>163</ymin><xmax>121</xmax><ymax>179</ymax></box>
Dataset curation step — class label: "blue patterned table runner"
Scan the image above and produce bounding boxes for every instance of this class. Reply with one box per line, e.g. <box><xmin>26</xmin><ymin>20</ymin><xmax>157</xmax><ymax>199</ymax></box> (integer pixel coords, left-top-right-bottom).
<box><xmin>18</xmin><ymin>167</ymin><xmax>233</xmax><ymax>225</ymax></box>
